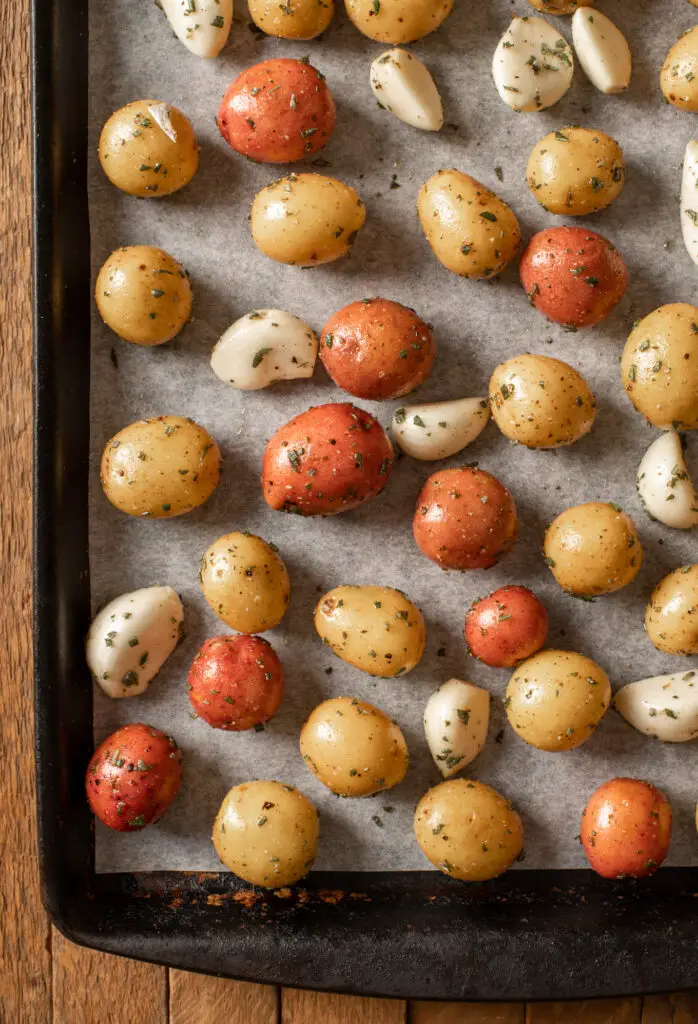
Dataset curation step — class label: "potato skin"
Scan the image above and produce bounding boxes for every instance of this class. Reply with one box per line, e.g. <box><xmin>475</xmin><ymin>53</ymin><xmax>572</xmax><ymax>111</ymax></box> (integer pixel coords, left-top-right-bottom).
<box><xmin>581</xmin><ymin>778</ymin><xmax>671</xmax><ymax>879</ymax></box>
<box><xmin>262</xmin><ymin>402</ymin><xmax>394</xmax><ymax>515</ymax></box>
<box><xmin>526</xmin><ymin>127</ymin><xmax>625</xmax><ymax>216</ymax></box>
<box><xmin>505</xmin><ymin>649</ymin><xmax>611</xmax><ymax>752</ymax></box>
<box><xmin>95</xmin><ymin>246</ymin><xmax>192</xmax><ymax>346</ymax></box>
<box><xmin>248</xmin><ymin>0</ymin><xmax>334</xmax><ymax>39</ymax></box>
<box><xmin>661</xmin><ymin>27</ymin><xmax>698</xmax><ymax>111</ymax></box>
<box><xmin>544</xmin><ymin>502</ymin><xmax>643</xmax><ymax>597</ymax></box>
<box><xmin>300</xmin><ymin>697</ymin><xmax>408</xmax><ymax>796</ymax></box>
<box><xmin>620</xmin><ymin>303</ymin><xmax>698</xmax><ymax>430</ymax></box>
<box><xmin>345</xmin><ymin>0</ymin><xmax>453</xmax><ymax>43</ymax></box>
<box><xmin>188</xmin><ymin>635</ymin><xmax>284</xmax><ymax>731</ymax></box>
<box><xmin>314</xmin><ymin>585</ymin><xmax>426</xmax><ymax>678</ymax></box>
<box><xmin>418</xmin><ymin>169</ymin><xmax>521</xmax><ymax>280</ymax></box>
<box><xmin>527</xmin><ymin>0</ymin><xmax>590</xmax><ymax>10</ymax></box>
<box><xmin>489</xmin><ymin>353</ymin><xmax>595</xmax><ymax>449</ymax></box>
<box><xmin>319</xmin><ymin>298</ymin><xmax>436</xmax><ymax>400</ymax></box>
<box><xmin>414</xmin><ymin>779</ymin><xmax>524</xmax><ymax>881</ymax></box>
<box><xmin>520</xmin><ymin>226</ymin><xmax>628</xmax><ymax>328</ymax></box>
<box><xmin>645</xmin><ymin>565</ymin><xmax>698</xmax><ymax>656</ymax></box>
<box><xmin>200</xmin><ymin>531</ymin><xmax>290</xmax><ymax>633</ymax></box>
<box><xmin>98</xmin><ymin>100</ymin><xmax>199</xmax><ymax>197</ymax></box>
<box><xmin>100</xmin><ymin>415</ymin><xmax>221</xmax><ymax>519</ymax></box>
<box><xmin>217</xmin><ymin>59</ymin><xmax>335</xmax><ymax>164</ymax></box>
<box><xmin>465</xmin><ymin>586</ymin><xmax>548</xmax><ymax>668</ymax></box>
<box><xmin>250</xmin><ymin>173</ymin><xmax>366</xmax><ymax>266</ymax></box>
<box><xmin>212</xmin><ymin>780</ymin><xmax>319</xmax><ymax>887</ymax></box>
<box><xmin>413</xmin><ymin>467</ymin><xmax>518</xmax><ymax>571</ymax></box>
<box><xmin>85</xmin><ymin>723</ymin><xmax>183</xmax><ymax>832</ymax></box>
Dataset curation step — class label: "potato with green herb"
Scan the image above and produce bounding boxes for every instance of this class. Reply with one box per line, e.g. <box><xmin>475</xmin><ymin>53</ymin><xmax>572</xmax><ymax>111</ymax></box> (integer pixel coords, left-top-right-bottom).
<box><xmin>526</xmin><ymin>127</ymin><xmax>625</xmax><ymax>216</ymax></box>
<box><xmin>645</xmin><ymin>565</ymin><xmax>698</xmax><ymax>656</ymax></box>
<box><xmin>345</xmin><ymin>0</ymin><xmax>453</xmax><ymax>44</ymax></box>
<box><xmin>248</xmin><ymin>0</ymin><xmax>335</xmax><ymax>39</ymax></box>
<box><xmin>200</xmin><ymin>531</ymin><xmax>290</xmax><ymax>634</ymax></box>
<box><xmin>544</xmin><ymin>502</ymin><xmax>642</xmax><ymax>597</ymax></box>
<box><xmin>660</xmin><ymin>27</ymin><xmax>698</xmax><ymax>112</ymax></box>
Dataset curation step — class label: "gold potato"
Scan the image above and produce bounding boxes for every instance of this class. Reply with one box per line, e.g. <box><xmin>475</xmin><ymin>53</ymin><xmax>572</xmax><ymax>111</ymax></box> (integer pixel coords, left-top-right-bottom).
<box><xmin>621</xmin><ymin>303</ymin><xmax>698</xmax><ymax>430</ymax></box>
<box><xmin>414</xmin><ymin>779</ymin><xmax>524</xmax><ymax>881</ymax></box>
<box><xmin>100</xmin><ymin>415</ymin><xmax>221</xmax><ymax>518</ymax></box>
<box><xmin>660</xmin><ymin>27</ymin><xmax>698</xmax><ymax>111</ymax></box>
<box><xmin>527</xmin><ymin>0</ymin><xmax>591</xmax><ymax>11</ymax></box>
<box><xmin>489</xmin><ymin>354</ymin><xmax>596</xmax><ymax>449</ymax></box>
<box><xmin>526</xmin><ymin>127</ymin><xmax>625</xmax><ymax>216</ymax></box>
<box><xmin>250</xmin><ymin>173</ymin><xmax>366</xmax><ymax>267</ymax></box>
<box><xmin>418</xmin><ymin>170</ymin><xmax>521</xmax><ymax>280</ymax></box>
<box><xmin>98</xmin><ymin>100</ymin><xmax>199</xmax><ymax>197</ymax></box>
<box><xmin>248</xmin><ymin>0</ymin><xmax>334</xmax><ymax>38</ymax></box>
<box><xmin>300</xmin><ymin>697</ymin><xmax>408</xmax><ymax>797</ymax></box>
<box><xmin>544</xmin><ymin>502</ymin><xmax>642</xmax><ymax>596</ymax></box>
<box><xmin>645</xmin><ymin>565</ymin><xmax>698</xmax><ymax>656</ymax></box>
<box><xmin>200</xmin><ymin>532</ymin><xmax>290</xmax><ymax>634</ymax></box>
<box><xmin>505</xmin><ymin>649</ymin><xmax>611</xmax><ymax>752</ymax></box>
<box><xmin>314</xmin><ymin>585</ymin><xmax>425</xmax><ymax>678</ymax></box>
<box><xmin>345</xmin><ymin>0</ymin><xmax>453</xmax><ymax>43</ymax></box>
<box><xmin>212</xmin><ymin>780</ymin><xmax>319</xmax><ymax>888</ymax></box>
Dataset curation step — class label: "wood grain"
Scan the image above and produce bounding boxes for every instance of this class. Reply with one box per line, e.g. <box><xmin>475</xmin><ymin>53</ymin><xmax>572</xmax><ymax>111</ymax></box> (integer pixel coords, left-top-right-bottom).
<box><xmin>411</xmin><ymin>1002</ymin><xmax>524</xmax><ymax>1023</ymax></box>
<box><xmin>282</xmin><ymin>990</ymin><xmax>406</xmax><ymax>1024</ymax></box>
<box><xmin>642</xmin><ymin>993</ymin><xmax>698</xmax><ymax>1024</ymax></box>
<box><xmin>169</xmin><ymin>970</ymin><xmax>278</xmax><ymax>1024</ymax></box>
<box><xmin>526</xmin><ymin>999</ymin><xmax>641</xmax><ymax>1024</ymax></box>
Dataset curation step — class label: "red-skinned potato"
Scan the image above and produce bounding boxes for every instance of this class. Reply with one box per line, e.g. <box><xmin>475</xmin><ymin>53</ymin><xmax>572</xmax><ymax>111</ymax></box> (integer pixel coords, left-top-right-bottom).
<box><xmin>465</xmin><ymin>585</ymin><xmax>548</xmax><ymax>667</ymax></box>
<box><xmin>520</xmin><ymin>226</ymin><xmax>628</xmax><ymax>328</ymax></box>
<box><xmin>581</xmin><ymin>778</ymin><xmax>672</xmax><ymax>879</ymax></box>
<box><xmin>85</xmin><ymin>723</ymin><xmax>183</xmax><ymax>832</ymax></box>
<box><xmin>217</xmin><ymin>58</ymin><xmax>335</xmax><ymax>164</ymax></box>
<box><xmin>413</xmin><ymin>467</ymin><xmax>518</xmax><ymax>571</ymax></box>
<box><xmin>320</xmin><ymin>298</ymin><xmax>436</xmax><ymax>400</ymax></box>
<box><xmin>188</xmin><ymin>635</ymin><xmax>284</xmax><ymax>731</ymax></box>
<box><xmin>262</xmin><ymin>402</ymin><xmax>394</xmax><ymax>515</ymax></box>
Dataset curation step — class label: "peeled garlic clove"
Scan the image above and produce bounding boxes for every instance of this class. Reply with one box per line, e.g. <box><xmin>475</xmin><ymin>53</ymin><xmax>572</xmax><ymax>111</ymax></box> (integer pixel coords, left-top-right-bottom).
<box><xmin>492</xmin><ymin>17</ymin><xmax>574</xmax><ymax>112</ymax></box>
<box><xmin>637</xmin><ymin>431</ymin><xmax>698</xmax><ymax>530</ymax></box>
<box><xmin>615</xmin><ymin>671</ymin><xmax>698</xmax><ymax>742</ymax></box>
<box><xmin>370</xmin><ymin>48</ymin><xmax>443</xmax><ymax>131</ymax></box>
<box><xmin>86</xmin><ymin>586</ymin><xmax>184</xmax><ymax>699</ymax></box>
<box><xmin>424</xmin><ymin>679</ymin><xmax>490</xmax><ymax>777</ymax></box>
<box><xmin>392</xmin><ymin>397</ymin><xmax>490</xmax><ymax>461</ymax></box>
<box><xmin>572</xmin><ymin>7</ymin><xmax>631</xmax><ymax>94</ymax></box>
<box><xmin>682</xmin><ymin>140</ymin><xmax>698</xmax><ymax>266</ymax></box>
<box><xmin>160</xmin><ymin>0</ymin><xmax>233</xmax><ymax>58</ymax></box>
<box><xmin>211</xmin><ymin>309</ymin><xmax>318</xmax><ymax>391</ymax></box>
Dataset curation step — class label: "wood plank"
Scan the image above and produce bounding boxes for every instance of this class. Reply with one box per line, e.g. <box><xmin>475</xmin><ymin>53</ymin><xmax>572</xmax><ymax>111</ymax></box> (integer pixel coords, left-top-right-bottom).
<box><xmin>411</xmin><ymin>1002</ymin><xmax>524</xmax><ymax>1023</ymax></box>
<box><xmin>642</xmin><ymin>992</ymin><xmax>698</xmax><ymax>1024</ymax></box>
<box><xmin>282</xmin><ymin>989</ymin><xmax>405</xmax><ymax>1024</ymax></box>
<box><xmin>169</xmin><ymin>971</ymin><xmax>278</xmax><ymax>1024</ymax></box>
<box><xmin>526</xmin><ymin>999</ymin><xmax>641</xmax><ymax>1024</ymax></box>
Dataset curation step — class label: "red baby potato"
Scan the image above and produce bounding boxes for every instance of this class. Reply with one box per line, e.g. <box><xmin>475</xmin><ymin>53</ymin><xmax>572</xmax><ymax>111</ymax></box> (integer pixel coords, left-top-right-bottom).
<box><xmin>465</xmin><ymin>585</ymin><xmax>548</xmax><ymax>668</ymax></box>
<box><xmin>217</xmin><ymin>58</ymin><xmax>335</xmax><ymax>164</ymax></box>
<box><xmin>319</xmin><ymin>298</ymin><xmax>436</xmax><ymax>400</ymax></box>
<box><xmin>520</xmin><ymin>226</ymin><xmax>628</xmax><ymax>329</ymax></box>
<box><xmin>188</xmin><ymin>635</ymin><xmax>284</xmax><ymax>731</ymax></box>
<box><xmin>262</xmin><ymin>402</ymin><xmax>394</xmax><ymax>516</ymax></box>
<box><xmin>413</xmin><ymin>467</ymin><xmax>518</xmax><ymax>571</ymax></box>
<box><xmin>581</xmin><ymin>778</ymin><xmax>672</xmax><ymax>879</ymax></box>
<box><xmin>85</xmin><ymin>723</ymin><xmax>183</xmax><ymax>832</ymax></box>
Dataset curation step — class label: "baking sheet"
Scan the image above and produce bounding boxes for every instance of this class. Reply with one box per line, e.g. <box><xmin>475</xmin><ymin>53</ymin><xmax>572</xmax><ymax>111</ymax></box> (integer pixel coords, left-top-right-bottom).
<box><xmin>89</xmin><ymin>0</ymin><xmax>697</xmax><ymax>872</ymax></box>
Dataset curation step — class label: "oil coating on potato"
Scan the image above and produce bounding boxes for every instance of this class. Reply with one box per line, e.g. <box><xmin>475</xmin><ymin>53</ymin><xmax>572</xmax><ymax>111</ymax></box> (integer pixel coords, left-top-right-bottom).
<box><xmin>544</xmin><ymin>502</ymin><xmax>643</xmax><ymax>596</ymax></box>
<box><xmin>248</xmin><ymin>0</ymin><xmax>335</xmax><ymax>39</ymax></box>
<box><xmin>527</xmin><ymin>0</ymin><xmax>591</xmax><ymax>13</ymax></box>
<box><xmin>526</xmin><ymin>127</ymin><xmax>625</xmax><ymax>216</ymax></box>
<box><xmin>200</xmin><ymin>531</ymin><xmax>290</xmax><ymax>633</ymax></box>
<box><xmin>645</xmin><ymin>565</ymin><xmax>698</xmax><ymax>656</ymax></box>
<box><xmin>660</xmin><ymin>27</ymin><xmax>698</xmax><ymax>112</ymax></box>
<box><xmin>581</xmin><ymin>778</ymin><xmax>671</xmax><ymax>879</ymax></box>
<box><xmin>188</xmin><ymin>635</ymin><xmax>284</xmax><ymax>730</ymax></box>
<box><xmin>344</xmin><ymin>0</ymin><xmax>453</xmax><ymax>44</ymax></box>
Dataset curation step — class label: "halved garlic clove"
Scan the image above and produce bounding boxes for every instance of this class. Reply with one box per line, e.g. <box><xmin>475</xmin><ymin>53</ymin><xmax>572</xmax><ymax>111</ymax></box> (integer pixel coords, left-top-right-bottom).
<box><xmin>160</xmin><ymin>0</ymin><xmax>233</xmax><ymax>59</ymax></box>
<box><xmin>392</xmin><ymin>397</ymin><xmax>490</xmax><ymax>461</ymax></box>
<box><xmin>615</xmin><ymin>670</ymin><xmax>698</xmax><ymax>741</ymax></box>
<box><xmin>492</xmin><ymin>17</ymin><xmax>574</xmax><ymax>112</ymax></box>
<box><xmin>637</xmin><ymin>431</ymin><xmax>698</xmax><ymax>530</ymax></box>
<box><xmin>424</xmin><ymin>679</ymin><xmax>490</xmax><ymax>777</ymax></box>
<box><xmin>682</xmin><ymin>140</ymin><xmax>698</xmax><ymax>266</ymax></box>
<box><xmin>571</xmin><ymin>7</ymin><xmax>631</xmax><ymax>94</ymax></box>
<box><xmin>211</xmin><ymin>309</ymin><xmax>318</xmax><ymax>391</ymax></box>
<box><xmin>370</xmin><ymin>48</ymin><xmax>443</xmax><ymax>131</ymax></box>
<box><xmin>86</xmin><ymin>586</ymin><xmax>184</xmax><ymax>699</ymax></box>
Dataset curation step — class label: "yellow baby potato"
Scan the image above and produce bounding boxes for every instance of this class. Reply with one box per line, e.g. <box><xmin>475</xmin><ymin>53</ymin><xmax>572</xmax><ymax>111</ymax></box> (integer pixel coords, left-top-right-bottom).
<box><xmin>528</xmin><ymin>0</ymin><xmax>591</xmax><ymax>10</ymax></box>
<box><xmin>544</xmin><ymin>501</ymin><xmax>643</xmax><ymax>596</ymax></box>
<box><xmin>661</xmin><ymin>27</ymin><xmax>698</xmax><ymax>111</ymax></box>
<box><xmin>200</xmin><ymin>532</ymin><xmax>290</xmax><ymax>633</ymax></box>
<box><xmin>526</xmin><ymin>127</ymin><xmax>625</xmax><ymax>216</ymax></box>
<box><xmin>344</xmin><ymin>0</ymin><xmax>453</xmax><ymax>44</ymax></box>
<box><xmin>645</xmin><ymin>565</ymin><xmax>698</xmax><ymax>656</ymax></box>
<box><xmin>248</xmin><ymin>0</ymin><xmax>334</xmax><ymax>38</ymax></box>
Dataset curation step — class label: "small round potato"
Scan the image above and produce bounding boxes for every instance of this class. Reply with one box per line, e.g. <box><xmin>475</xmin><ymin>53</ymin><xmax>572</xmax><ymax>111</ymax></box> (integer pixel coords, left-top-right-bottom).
<box><xmin>620</xmin><ymin>303</ymin><xmax>698</xmax><ymax>430</ymax></box>
<box><xmin>527</xmin><ymin>0</ymin><xmax>591</xmax><ymax>12</ymax></box>
<box><xmin>661</xmin><ymin>27</ymin><xmax>698</xmax><ymax>111</ymax></box>
<box><xmin>95</xmin><ymin>246</ymin><xmax>192</xmax><ymax>346</ymax></box>
<box><xmin>248</xmin><ymin>0</ymin><xmax>334</xmax><ymax>38</ymax></box>
<box><xmin>98</xmin><ymin>100</ymin><xmax>199</xmax><ymax>197</ymax></box>
<box><xmin>189</xmin><ymin>635</ymin><xmax>284</xmax><ymax>730</ymax></box>
<box><xmin>345</xmin><ymin>0</ymin><xmax>453</xmax><ymax>44</ymax></box>
<box><xmin>200</xmin><ymin>532</ymin><xmax>290</xmax><ymax>633</ymax></box>
<box><xmin>315</xmin><ymin>585</ymin><xmax>425</xmax><ymax>678</ymax></box>
<box><xmin>581</xmin><ymin>778</ymin><xmax>672</xmax><ymax>879</ymax></box>
<box><xmin>250</xmin><ymin>173</ymin><xmax>366</xmax><ymax>267</ymax></box>
<box><xmin>212</xmin><ymin>780</ymin><xmax>319</xmax><ymax>888</ymax></box>
<box><xmin>300</xmin><ymin>696</ymin><xmax>408</xmax><ymax>796</ymax></box>
<box><xmin>544</xmin><ymin>502</ymin><xmax>643</xmax><ymax>596</ymax></box>
<box><xmin>414</xmin><ymin>779</ymin><xmax>524</xmax><ymax>882</ymax></box>
<box><xmin>526</xmin><ymin>127</ymin><xmax>625</xmax><ymax>216</ymax></box>
<box><xmin>489</xmin><ymin>354</ymin><xmax>596</xmax><ymax>449</ymax></box>
<box><xmin>645</xmin><ymin>565</ymin><xmax>698</xmax><ymax>656</ymax></box>
<box><xmin>418</xmin><ymin>169</ymin><xmax>521</xmax><ymax>280</ymax></box>
<box><xmin>505</xmin><ymin>649</ymin><xmax>612</xmax><ymax>752</ymax></box>
<box><xmin>100</xmin><ymin>415</ymin><xmax>221</xmax><ymax>518</ymax></box>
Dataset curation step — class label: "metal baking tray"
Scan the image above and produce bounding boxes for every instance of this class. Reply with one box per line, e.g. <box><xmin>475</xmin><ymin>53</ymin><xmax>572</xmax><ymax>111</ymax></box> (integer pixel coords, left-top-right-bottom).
<box><xmin>32</xmin><ymin>0</ymin><xmax>698</xmax><ymax>1000</ymax></box>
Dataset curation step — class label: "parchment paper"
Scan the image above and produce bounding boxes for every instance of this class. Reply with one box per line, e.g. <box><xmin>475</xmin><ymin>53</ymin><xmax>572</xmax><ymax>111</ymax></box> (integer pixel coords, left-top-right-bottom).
<box><xmin>89</xmin><ymin>0</ymin><xmax>697</xmax><ymax>872</ymax></box>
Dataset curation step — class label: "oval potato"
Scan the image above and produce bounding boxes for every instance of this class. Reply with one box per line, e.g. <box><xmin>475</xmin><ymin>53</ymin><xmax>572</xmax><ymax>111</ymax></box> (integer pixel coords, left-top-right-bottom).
<box><xmin>248</xmin><ymin>0</ymin><xmax>334</xmax><ymax>39</ymax></box>
<box><xmin>344</xmin><ymin>0</ymin><xmax>453</xmax><ymax>44</ymax></box>
<box><xmin>528</xmin><ymin>0</ymin><xmax>590</xmax><ymax>12</ymax></box>
<box><xmin>645</xmin><ymin>565</ymin><xmax>698</xmax><ymax>656</ymax></box>
<box><xmin>544</xmin><ymin>501</ymin><xmax>643</xmax><ymax>596</ymax></box>
<box><xmin>200</xmin><ymin>531</ymin><xmax>290</xmax><ymax>633</ymax></box>
<box><xmin>526</xmin><ymin>127</ymin><xmax>625</xmax><ymax>216</ymax></box>
<box><xmin>661</xmin><ymin>27</ymin><xmax>698</xmax><ymax>111</ymax></box>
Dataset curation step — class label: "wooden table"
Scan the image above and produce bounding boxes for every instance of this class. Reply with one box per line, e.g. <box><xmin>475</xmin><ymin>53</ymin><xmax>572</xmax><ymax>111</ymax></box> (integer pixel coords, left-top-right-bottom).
<box><xmin>2</xmin><ymin>3</ymin><xmax>697</xmax><ymax>1021</ymax></box>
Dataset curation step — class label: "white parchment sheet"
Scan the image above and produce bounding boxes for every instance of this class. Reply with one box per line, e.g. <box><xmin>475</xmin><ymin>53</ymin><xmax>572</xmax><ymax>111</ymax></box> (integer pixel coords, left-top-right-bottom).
<box><xmin>90</xmin><ymin>0</ymin><xmax>697</xmax><ymax>872</ymax></box>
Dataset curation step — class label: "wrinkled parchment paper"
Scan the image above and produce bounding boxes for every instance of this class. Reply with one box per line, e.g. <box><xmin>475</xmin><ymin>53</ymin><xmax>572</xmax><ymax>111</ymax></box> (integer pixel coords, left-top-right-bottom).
<box><xmin>90</xmin><ymin>0</ymin><xmax>697</xmax><ymax>872</ymax></box>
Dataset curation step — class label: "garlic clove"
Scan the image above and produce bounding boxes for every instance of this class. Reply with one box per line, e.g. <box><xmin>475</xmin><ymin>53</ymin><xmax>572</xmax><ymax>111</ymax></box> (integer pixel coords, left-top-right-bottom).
<box><xmin>370</xmin><ymin>48</ymin><xmax>443</xmax><ymax>131</ymax></box>
<box><xmin>492</xmin><ymin>16</ymin><xmax>574</xmax><ymax>113</ymax></box>
<box><xmin>392</xmin><ymin>397</ymin><xmax>490</xmax><ymax>461</ymax></box>
<box><xmin>571</xmin><ymin>7</ymin><xmax>631</xmax><ymax>94</ymax></box>
<box><xmin>681</xmin><ymin>140</ymin><xmax>698</xmax><ymax>266</ymax></box>
<box><xmin>615</xmin><ymin>670</ymin><xmax>698</xmax><ymax>742</ymax></box>
<box><xmin>160</xmin><ymin>0</ymin><xmax>233</xmax><ymax>59</ymax></box>
<box><xmin>637</xmin><ymin>430</ymin><xmax>698</xmax><ymax>530</ymax></box>
<box><xmin>211</xmin><ymin>309</ymin><xmax>318</xmax><ymax>391</ymax></box>
<box><xmin>424</xmin><ymin>679</ymin><xmax>490</xmax><ymax>777</ymax></box>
